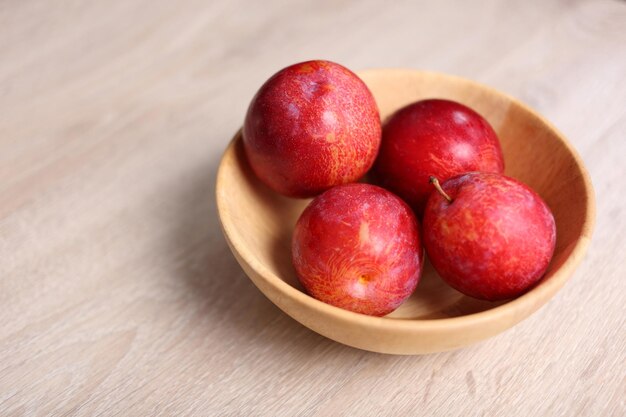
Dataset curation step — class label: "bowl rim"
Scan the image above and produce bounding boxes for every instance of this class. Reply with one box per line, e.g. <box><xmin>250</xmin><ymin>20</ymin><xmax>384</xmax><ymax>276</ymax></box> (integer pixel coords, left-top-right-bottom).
<box><xmin>216</xmin><ymin>68</ymin><xmax>596</xmax><ymax>331</ymax></box>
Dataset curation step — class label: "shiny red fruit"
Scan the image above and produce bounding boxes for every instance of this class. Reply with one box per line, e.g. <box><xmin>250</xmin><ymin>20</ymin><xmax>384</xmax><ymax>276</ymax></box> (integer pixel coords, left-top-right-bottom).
<box><xmin>243</xmin><ymin>60</ymin><xmax>381</xmax><ymax>198</ymax></box>
<box><xmin>423</xmin><ymin>172</ymin><xmax>556</xmax><ymax>301</ymax></box>
<box><xmin>373</xmin><ymin>99</ymin><xmax>504</xmax><ymax>215</ymax></box>
<box><xmin>292</xmin><ymin>183</ymin><xmax>423</xmax><ymax>316</ymax></box>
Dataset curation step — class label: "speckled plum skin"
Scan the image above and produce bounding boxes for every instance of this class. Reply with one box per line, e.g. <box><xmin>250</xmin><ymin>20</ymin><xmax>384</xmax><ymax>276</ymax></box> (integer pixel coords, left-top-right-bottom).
<box><xmin>423</xmin><ymin>172</ymin><xmax>556</xmax><ymax>301</ymax></box>
<box><xmin>373</xmin><ymin>99</ymin><xmax>504</xmax><ymax>215</ymax></box>
<box><xmin>243</xmin><ymin>60</ymin><xmax>381</xmax><ymax>198</ymax></box>
<box><xmin>292</xmin><ymin>183</ymin><xmax>423</xmax><ymax>316</ymax></box>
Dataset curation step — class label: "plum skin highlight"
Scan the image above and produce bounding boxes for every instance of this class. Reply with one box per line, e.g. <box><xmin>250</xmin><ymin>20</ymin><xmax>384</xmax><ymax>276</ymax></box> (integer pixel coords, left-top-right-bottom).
<box><xmin>292</xmin><ymin>183</ymin><xmax>424</xmax><ymax>316</ymax></box>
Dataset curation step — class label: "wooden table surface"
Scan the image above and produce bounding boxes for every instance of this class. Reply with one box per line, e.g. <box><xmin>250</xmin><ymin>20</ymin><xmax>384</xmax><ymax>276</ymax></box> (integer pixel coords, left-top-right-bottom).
<box><xmin>1</xmin><ymin>1</ymin><xmax>625</xmax><ymax>415</ymax></box>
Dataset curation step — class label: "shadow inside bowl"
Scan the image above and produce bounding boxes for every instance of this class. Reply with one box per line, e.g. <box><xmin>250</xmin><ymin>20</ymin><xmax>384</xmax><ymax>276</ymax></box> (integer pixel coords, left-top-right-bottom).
<box><xmin>232</xmin><ymin>135</ymin><xmax>308</xmax><ymax>290</ymax></box>
<box><xmin>387</xmin><ymin>260</ymin><xmax>508</xmax><ymax>319</ymax></box>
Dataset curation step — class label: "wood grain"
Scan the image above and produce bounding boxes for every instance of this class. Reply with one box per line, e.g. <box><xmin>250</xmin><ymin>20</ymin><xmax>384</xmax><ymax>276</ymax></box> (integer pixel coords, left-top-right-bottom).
<box><xmin>1</xmin><ymin>0</ymin><xmax>624</xmax><ymax>415</ymax></box>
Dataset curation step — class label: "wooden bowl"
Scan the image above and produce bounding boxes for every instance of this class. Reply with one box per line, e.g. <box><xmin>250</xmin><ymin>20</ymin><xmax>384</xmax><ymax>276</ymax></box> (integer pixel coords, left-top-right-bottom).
<box><xmin>216</xmin><ymin>69</ymin><xmax>595</xmax><ymax>354</ymax></box>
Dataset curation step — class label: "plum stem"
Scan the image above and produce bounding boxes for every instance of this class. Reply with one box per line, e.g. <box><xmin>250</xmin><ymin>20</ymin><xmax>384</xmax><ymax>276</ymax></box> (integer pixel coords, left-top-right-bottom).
<box><xmin>429</xmin><ymin>176</ymin><xmax>452</xmax><ymax>203</ymax></box>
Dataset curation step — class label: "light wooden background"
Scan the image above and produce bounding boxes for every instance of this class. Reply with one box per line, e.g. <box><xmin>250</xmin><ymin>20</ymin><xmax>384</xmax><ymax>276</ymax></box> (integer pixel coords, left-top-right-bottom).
<box><xmin>1</xmin><ymin>0</ymin><xmax>624</xmax><ymax>416</ymax></box>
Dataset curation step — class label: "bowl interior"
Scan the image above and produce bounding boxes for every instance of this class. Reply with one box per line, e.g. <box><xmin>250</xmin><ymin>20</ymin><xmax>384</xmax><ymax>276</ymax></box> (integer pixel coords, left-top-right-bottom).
<box><xmin>220</xmin><ymin>69</ymin><xmax>592</xmax><ymax>320</ymax></box>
